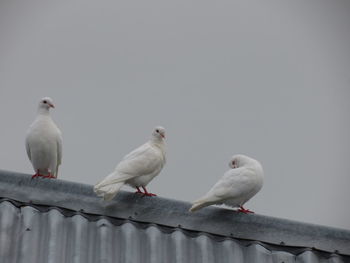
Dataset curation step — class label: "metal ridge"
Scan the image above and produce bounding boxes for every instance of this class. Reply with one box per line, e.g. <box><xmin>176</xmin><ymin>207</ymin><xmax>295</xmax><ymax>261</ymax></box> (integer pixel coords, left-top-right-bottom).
<box><xmin>0</xmin><ymin>169</ymin><xmax>349</xmax><ymax>255</ymax></box>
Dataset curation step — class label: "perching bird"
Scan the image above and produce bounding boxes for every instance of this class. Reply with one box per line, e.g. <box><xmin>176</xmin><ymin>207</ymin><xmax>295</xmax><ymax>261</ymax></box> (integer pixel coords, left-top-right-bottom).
<box><xmin>190</xmin><ymin>154</ymin><xmax>263</xmax><ymax>213</ymax></box>
<box><xmin>25</xmin><ymin>97</ymin><xmax>62</xmax><ymax>179</ymax></box>
<box><xmin>94</xmin><ymin>126</ymin><xmax>166</xmax><ymax>201</ymax></box>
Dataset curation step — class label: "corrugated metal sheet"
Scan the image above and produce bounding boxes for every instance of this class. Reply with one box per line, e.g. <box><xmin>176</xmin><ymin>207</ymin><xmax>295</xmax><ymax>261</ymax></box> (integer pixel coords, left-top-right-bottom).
<box><xmin>0</xmin><ymin>170</ymin><xmax>349</xmax><ymax>263</ymax></box>
<box><xmin>0</xmin><ymin>201</ymin><xmax>348</xmax><ymax>263</ymax></box>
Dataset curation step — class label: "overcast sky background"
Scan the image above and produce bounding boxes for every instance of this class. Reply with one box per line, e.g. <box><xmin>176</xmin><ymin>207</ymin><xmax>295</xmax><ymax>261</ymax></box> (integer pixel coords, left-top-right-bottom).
<box><xmin>0</xmin><ymin>0</ymin><xmax>349</xmax><ymax>229</ymax></box>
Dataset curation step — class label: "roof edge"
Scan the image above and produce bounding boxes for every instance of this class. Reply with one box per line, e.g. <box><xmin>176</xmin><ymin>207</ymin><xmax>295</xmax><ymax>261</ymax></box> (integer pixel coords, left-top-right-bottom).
<box><xmin>0</xmin><ymin>170</ymin><xmax>349</xmax><ymax>255</ymax></box>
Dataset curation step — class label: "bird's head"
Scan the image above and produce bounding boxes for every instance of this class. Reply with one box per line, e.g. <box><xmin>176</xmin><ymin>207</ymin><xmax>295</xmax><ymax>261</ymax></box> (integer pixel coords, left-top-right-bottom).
<box><xmin>38</xmin><ymin>97</ymin><xmax>55</xmax><ymax>110</ymax></box>
<box><xmin>152</xmin><ymin>126</ymin><xmax>166</xmax><ymax>140</ymax></box>
<box><xmin>229</xmin><ymin>154</ymin><xmax>256</xmax><ymax>169</ymax></box>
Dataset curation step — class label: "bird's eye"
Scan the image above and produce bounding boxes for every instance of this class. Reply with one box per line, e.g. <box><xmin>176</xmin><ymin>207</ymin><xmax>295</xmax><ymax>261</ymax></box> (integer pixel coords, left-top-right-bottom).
<box><xmin>43</xmin><ymin>100</ymin><xmax>47</xmax><ymax>104</ymax></box>
<box><xmin>156</xmin><ymin>129</ymin><xmax>159</xmax><ymax>133</ymax></box>
<box><xmin>232</xmin><ymin>161</ymin><xmax>235</xmax><ymax>165</ymax></box>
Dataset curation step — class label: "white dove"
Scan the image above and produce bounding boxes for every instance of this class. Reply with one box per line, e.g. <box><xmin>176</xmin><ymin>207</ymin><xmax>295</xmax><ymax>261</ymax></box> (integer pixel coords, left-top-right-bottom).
<box><xmin>190</xmin><ymin>154</ymin><xmax>263</xmax><ymax>213</ymax></box>
<box><xmin>25</xmin><ymin>97</ymin><xmax>62</xmax><ymax>179</ymax></box>
<box><xmin>94</xmin><ymin>126</ymin><xmax>166</xmax><ymax>201</ymax></box>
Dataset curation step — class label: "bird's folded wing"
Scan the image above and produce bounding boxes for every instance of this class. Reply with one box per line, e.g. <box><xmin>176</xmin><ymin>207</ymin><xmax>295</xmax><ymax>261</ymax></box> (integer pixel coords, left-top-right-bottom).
<box><xmin>97</xmin><ymin>145</ymin><xmax>163</xmax><ymax>188</ymax></box>
<box><xmin>207</xmin><ymin>167</ymin><xmax>254</xmax><ymax>200</ymax></box>
<box><xmin>25</xmin><ymin>138</ymin><xmax>31</xmax><ymax>161</ymax></box>
<box><xmin>57</xmin><ymin>133</ymin><xmax>63</xmax><ymax>166</ymax></box>
<box><xmin>117</xmin><ymin>144</ymin><xmax>163</xmax><ymax>176</ymax></box>
<box><xmin>95</xmin><ymin>173</ymin><xmax>136</xmax><ymax>188</ymax></box>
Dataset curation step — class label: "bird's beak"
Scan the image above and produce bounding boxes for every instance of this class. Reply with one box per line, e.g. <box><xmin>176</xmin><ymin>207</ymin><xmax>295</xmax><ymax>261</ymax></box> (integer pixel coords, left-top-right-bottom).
<box><xmin>161</xmin><ymin>134</ymin><xmax>165</xmax><ymax>139</ymax></box>
<box><xmin>49</xmin><ymin>103</ymin><xmax>55</xmax><ymax>108</ymax></box>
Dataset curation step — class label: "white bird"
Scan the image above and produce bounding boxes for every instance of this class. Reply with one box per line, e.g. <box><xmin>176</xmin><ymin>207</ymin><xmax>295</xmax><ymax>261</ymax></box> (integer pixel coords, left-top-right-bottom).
<box><xmin>190</xmin><ymin>154</ymin><xmax>263</xmax><ymax>213</ymax></box>
<box><xmin>94</xmin><ymin>126</ymin><xmax>166</xmax><ymax>201</ymax></box>
<box><xmin>25</xmin><ymin>97</ymin><xmax>62</xmax><ymax>179</ymax></box>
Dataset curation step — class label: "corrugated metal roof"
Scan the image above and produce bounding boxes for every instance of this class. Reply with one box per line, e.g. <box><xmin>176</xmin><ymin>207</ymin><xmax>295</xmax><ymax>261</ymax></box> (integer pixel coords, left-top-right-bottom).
<box><xmin>0</xmin><ymin>170</ymin><xmax>349</xmax><ymax>263</ymax></box>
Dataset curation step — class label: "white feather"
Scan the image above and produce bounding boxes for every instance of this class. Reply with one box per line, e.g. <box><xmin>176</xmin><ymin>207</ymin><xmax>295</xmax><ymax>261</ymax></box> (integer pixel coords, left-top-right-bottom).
<box><xmin>94</xmin><ymin>126</ymin><xmax>166</xmax><ymax>200</ymax></box>
<box><xmin>190</xmin><ymin>155</ymin><xmax>263</xmax><ymax>212</ymax></box>
<box><xmin>25</xmin><ymin>97</ymin><xmax>62</xmax><ymax>178</ymax></box>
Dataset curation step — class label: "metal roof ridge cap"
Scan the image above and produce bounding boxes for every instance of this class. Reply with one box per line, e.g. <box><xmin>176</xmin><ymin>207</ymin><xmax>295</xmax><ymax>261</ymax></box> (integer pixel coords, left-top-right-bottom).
<box><xmin>1</xmin><ymin>169</ymin><xmax>350</xmax><ymax>234</ymax></box>
<box><xmin>0</xmin><ymin>170</ymin><xmax>350</xmax><ymax>255</ymax></box>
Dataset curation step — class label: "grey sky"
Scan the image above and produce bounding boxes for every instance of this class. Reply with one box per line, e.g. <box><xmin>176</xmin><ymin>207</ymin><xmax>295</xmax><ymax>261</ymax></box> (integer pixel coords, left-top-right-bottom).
<box><xmin>0</xmin><ymin>0</ymin><xmax>349</xmax><ymax>229</ymax></box>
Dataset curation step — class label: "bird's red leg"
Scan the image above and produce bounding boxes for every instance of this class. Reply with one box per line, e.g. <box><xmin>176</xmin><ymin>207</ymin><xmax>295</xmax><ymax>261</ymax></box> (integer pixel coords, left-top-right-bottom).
<box><xmin>135</xmin><ymin>187</ymin><xmax>143</xmax><ymax>194</ymax></box>
<box><xmin>141</xmin><ymin>186</ymin><xmax>157</xmax><ymax>197</ymax></box>
<box><xmin>238</xmin><ymin>206</ymin><xmax>254</xmax><ymax>214</ymax></box>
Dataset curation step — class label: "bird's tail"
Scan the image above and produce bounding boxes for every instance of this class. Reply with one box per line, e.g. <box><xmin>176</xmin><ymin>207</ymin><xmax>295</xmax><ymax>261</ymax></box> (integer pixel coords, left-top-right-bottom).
<box><xmin>189</xmin><ymin>197</ymin><xmax>215</xmax><ymax>212</ymax></box>
<box><xmin>94</xmin><ymin>172</ymin><xmax>125</xmax><ymax>201</ymax></box>
<box><xmin>94</xmin><ymin>182</ymin><xmax>124</xmax><ymax>201</ymax></box>
<box><xmin>189</xmin><ymin>202</ymin><xmax>209</xmax><ymax>212</ymax></box>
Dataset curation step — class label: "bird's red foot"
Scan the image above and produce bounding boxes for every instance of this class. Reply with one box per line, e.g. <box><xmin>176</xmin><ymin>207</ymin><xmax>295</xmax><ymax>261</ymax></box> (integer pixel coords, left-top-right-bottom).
<box><xmin>141</xmin><ymin>186</ymin><xmax>157</xmax><ymax>197</ymax></box>
<box><xmin>32</xmin><ymin>170</ymin><xmax>45</xmax><ymax>179</ymax></box>
<box><xmin>143</xmin><ymin>193</ymin><xmax>157</xmax><ymax>197</ymax></box>
<box><xmin>32</xmin><ymin>171</ymin><xmax>55</xmax><ymax>179</ymax></box>
<box><xmin>43</xmin><ymin>174</ymin><xmax>56</xmax><ymax>179</ymax></box>
<box><xmin>134</xmin><ymin>187</ymin><xmax>143</xmax><ymax>194</ymax></box>
<box><xmin>238</xmin><ymin>206</ymin><xmax>254</xmax><ymax>214</ymax></box>
<box><xmin>31</xmin><ymin>173</ymin><xmax>43</xmax><ymax>179</ymax></box>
